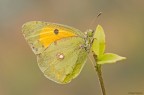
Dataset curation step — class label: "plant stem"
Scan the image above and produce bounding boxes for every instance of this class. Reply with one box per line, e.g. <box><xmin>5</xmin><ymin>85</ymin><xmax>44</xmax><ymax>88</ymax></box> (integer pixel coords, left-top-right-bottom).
<box><xmin>93</xmin><ymin>54</ymin><xmax>106</xmax><ymax>95</ymax></box>
<box><xmin>95</xmin><ymin>64</ymin><xmax>106</xmax><ymax>95</ymax></box>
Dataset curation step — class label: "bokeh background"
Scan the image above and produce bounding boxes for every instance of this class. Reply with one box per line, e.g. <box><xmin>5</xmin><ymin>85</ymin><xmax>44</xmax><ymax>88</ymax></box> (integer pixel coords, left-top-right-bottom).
<box><xmin>0</xmin><ymin>0</ymin><xmax>144</xmax><ymax>95</ymax></box>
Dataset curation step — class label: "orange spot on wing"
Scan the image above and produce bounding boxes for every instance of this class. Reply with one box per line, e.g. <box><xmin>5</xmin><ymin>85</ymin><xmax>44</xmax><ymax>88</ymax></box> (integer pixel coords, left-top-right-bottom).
<box><xmin>39</xmin><ymin>27</ymin><xmax>77</xmax><ymax>48</ymax></box>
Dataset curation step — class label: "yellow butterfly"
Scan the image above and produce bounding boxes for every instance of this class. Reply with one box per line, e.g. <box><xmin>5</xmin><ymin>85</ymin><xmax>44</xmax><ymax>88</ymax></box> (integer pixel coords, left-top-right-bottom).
<box><xmin>22</xmin><ymin>21</ymin><xmax>92</xmax><ymax>84</ymax></box>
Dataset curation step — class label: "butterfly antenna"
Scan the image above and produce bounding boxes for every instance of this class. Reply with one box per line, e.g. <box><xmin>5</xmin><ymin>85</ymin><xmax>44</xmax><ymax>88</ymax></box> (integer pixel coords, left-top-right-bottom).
<box><xmin>88</xmin><ymin>12</ymin><xmax>102</xmax><ymax>29</ymax></box>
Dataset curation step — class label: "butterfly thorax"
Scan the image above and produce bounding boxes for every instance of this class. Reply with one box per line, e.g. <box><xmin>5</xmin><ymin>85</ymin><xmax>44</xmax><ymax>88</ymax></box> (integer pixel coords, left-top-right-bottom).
<box><xmin>83</xmin><ymin>29</ymin><xmax>94</xmax><ymax>53</ymax></box>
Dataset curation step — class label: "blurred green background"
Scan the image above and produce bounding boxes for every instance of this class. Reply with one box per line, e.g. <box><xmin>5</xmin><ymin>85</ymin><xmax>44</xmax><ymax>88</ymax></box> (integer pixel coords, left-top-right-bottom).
<box><xmin>0</xmin><ymin>0</ymin><xmax>144</xmax><ymax>95</ymax></box>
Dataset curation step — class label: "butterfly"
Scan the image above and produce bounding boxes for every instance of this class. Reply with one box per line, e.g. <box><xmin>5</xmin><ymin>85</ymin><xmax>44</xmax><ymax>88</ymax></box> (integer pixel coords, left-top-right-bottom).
<box><xmin>22</xmin><ymin>21</ymin><xmax>94</xmax><ymax>84</ymax></box>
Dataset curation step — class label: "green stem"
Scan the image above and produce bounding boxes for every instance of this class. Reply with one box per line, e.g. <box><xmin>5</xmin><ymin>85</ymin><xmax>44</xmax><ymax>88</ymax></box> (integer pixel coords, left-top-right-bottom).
<box><xmin>93</xmin><ymin>54</ymin><xmax>106</xmax><ymax>95</ymax></box>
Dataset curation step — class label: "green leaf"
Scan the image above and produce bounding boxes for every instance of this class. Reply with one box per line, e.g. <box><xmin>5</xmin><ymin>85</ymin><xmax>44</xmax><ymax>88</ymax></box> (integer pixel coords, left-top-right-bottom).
<box><xmin>97</xmin><ymin>53</ymin><xmax>126</xmax><ymax>64</ymax></box>
<box><xmin>92</xmin><ymin>25</ymin><xmax>105</xmax><ymax>58</ymax></box>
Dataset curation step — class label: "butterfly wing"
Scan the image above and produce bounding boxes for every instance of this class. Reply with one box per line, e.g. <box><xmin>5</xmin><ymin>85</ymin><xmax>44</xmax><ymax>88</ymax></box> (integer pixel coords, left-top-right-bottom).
<box><xmin>22</xmin><ymin>21</ymin><xmax>87</xmax><ymax>84</ymax></box>
<box><xmin>22</xmin><ymin>21</ymin><xmax>85</xmax><ymax>54</ymax></box>
<box><xmin>22</xmin><ymin>21</ymin><xmax>49</xmax><ymax>54</ymax></box>
<box><xmin>37</xmin><ymin>37</ymin><xmax>87</xmax><ymax>84</ymax></box>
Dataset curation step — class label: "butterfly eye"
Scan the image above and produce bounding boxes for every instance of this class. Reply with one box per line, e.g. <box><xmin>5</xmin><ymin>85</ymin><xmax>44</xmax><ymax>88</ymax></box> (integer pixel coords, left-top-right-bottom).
<box><xmin>56</xmin><ymin>53</ymin><xmax>65</xmax><ymax>59</ymax></box>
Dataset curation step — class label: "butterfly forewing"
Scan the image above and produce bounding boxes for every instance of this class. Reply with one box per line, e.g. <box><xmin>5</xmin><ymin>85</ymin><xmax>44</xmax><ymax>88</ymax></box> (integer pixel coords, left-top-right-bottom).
<box><xmin>22</xmin><ymin>21</ymin><xmax>49</xmax><ymax>54</ymax></box>
<box><xmin>22</xmin><ymin>21</ymin><xmax>85</xmax><ymax>54</ymax></box>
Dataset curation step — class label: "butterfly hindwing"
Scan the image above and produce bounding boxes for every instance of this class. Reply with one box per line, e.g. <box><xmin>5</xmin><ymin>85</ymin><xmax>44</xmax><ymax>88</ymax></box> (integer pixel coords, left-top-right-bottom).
<box><xmin>37</xmin><ymin>37</ymin><xmax>88</xmax><ymax>84</ymax></box>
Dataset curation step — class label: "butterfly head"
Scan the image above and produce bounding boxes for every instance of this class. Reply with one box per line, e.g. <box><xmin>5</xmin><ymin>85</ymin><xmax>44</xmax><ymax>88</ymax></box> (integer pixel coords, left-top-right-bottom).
<box><xmin>84</xmin><ymin>29</ymin><xmax>94</xmax><ymax>38</ymax></box>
